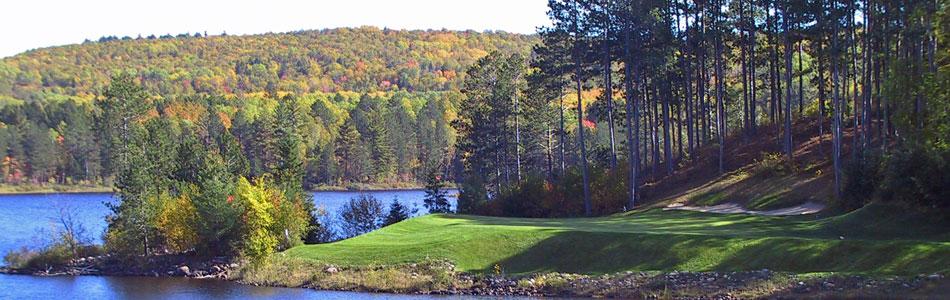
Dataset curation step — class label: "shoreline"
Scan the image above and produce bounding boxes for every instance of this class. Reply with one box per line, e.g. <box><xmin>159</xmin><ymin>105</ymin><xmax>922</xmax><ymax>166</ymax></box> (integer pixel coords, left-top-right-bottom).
<box><xmin>0</xmin><ymin>253</ymin><xmax>236</xmax><ymax>279</ymax></box>
<box><xmin>0</xmin><ymin>184</ymin><xmax>113</xmax><ymax>195</ymax></box>
<box><xmin>0</xmin><ymin>184</ymin><xmax>458</xmax><ymax>195</ymax></box>
<box><xmin>2</xmin><ymin>256</ymin><xmax>945</xmax><ymax>298</ymax></box>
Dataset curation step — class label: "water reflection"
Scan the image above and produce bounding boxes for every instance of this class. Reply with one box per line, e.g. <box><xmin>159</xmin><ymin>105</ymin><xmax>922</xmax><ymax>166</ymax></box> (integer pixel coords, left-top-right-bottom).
<box><xmin>0</xmin><ymin>274</ymin><xmax>541</xmax><ymax>299</ymax></box>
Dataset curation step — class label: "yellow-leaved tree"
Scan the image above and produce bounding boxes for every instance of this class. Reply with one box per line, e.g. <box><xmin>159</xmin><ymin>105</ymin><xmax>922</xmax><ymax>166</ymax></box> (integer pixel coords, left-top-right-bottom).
<box><xmin>235</xmin><ymin>177</ymin><xmax>279</xmax><ymax>262</ymax></box>
<box><xmin>155</xmin><ymin>188</ymin><xmax>199</xmax><ymax>253</ymax></box>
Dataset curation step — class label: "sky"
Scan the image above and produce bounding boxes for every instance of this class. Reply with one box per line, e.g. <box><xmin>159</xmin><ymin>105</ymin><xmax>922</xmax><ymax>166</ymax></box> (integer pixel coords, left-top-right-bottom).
<box><xmin>0</xmin><ymin>0</ymin><xmax>552</xmax><ymax>58</ymax></box>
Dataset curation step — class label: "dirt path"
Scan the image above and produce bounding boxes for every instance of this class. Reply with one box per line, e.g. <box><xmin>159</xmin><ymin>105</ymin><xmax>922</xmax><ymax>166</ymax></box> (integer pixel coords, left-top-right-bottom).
<box><xmin>663</xmin><ymin>201</ymin><xmax>825</xmax><ymax>216</ymax></box>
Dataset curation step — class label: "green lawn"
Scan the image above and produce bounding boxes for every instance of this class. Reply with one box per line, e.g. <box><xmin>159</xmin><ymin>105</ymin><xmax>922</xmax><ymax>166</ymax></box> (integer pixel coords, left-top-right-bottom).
<box><xmin>285</xmin><ymin>204</ymin><xmax>949</xmax><ymax>275</ymax></box>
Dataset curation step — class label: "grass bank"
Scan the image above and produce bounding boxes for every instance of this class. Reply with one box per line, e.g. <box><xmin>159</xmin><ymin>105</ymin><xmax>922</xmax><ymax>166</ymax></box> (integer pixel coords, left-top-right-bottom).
<box><xmin>286</xmin><ymin>204</ymin><xmax>948</xmax><ymax>276</ymax></box>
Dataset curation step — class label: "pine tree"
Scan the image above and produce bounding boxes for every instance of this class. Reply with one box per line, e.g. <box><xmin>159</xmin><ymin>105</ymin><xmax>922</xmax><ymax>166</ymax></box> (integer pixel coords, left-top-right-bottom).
<box><xmin>335</xmin><ymin>117</ymin><xmax>363</xmax><ymax>182</ymax></box>
<box><xmin>383</xmin><ymin>198</ymin><xmax>412</xmax><ymax>226</ymax></box>
<box><xmin>423</xmin><ymin>170</ymin><xmax>451</xmax><ymax>214</ymax></box>
<box><xmin>98</xmin><ymin>73</ymin><xmax>156</xmax><ymax>256</ymax></box>
<box><xmin>369</xmin><ymin>121</ymin><xmax>396</xmax><ymax>182</ymax></box>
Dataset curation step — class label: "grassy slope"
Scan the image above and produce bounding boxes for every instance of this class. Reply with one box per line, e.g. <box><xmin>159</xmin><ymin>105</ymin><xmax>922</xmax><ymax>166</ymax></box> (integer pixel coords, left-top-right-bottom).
<box><xmin>642</xmin><ymin>119</ymin><xmax>840</xmax><ymax>211</ymax></box>
<box><xmin>287</xmin><ymin>204</ymin><xmax>948</xmax><ymax>275</ymax></box>
<box><xmin>286</xmin><ymin>120</ymin><xmax>948</xmax><ymax>276</ymax></box>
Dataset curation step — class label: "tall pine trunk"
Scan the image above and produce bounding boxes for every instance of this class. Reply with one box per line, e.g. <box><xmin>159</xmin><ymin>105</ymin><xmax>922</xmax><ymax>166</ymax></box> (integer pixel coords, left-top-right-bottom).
<box><xmin>714</xmin><ymin>0</ymin><xmax>725</xmax><ymax>174</ymax></box>
<box><xmin>603</xmin><ymin>5</ymin><xmax>618</xmax><ymax>168</ymax></box>
<box><xmin>623</xmin><ymin>26</ymin><xmax>639</xmax><ymax>209</ymax></box>
<box><xmin>783</xmin><ymin>0</ymin><xmax>794</xmax><ymax>161</ymax></box>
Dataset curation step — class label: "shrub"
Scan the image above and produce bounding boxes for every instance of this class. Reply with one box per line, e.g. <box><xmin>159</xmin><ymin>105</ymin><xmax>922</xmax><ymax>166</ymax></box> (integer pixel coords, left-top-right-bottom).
<box><xmin>496</xmin><ymin>175</ymin><xmax>550</xmax><ymax>217</ymax></box>
<box><xmin>878</xmin><ymin>146</ymin><xmax>950</xmax><ymax>210</ymax></box>
<box><xmin>3</xmin><ymin>247</ymin><xmax>37</xmax><ymax>268</ymax></box>
<box><xmin>456</xmin><ymin>161</ymin><xmax>637</xmax><ymax>218</ymax></box>
<box><xmin>4</xmin><ymin>206</ymin><xmax>103</xmax><ymax>270</ymax></box>
<box><xmin>840</xmin><ymin>151</ymin><xmax>883</xmax><ymax>211</ymax></box>
<box><xmin>456</xmin><ymin>175</ymin><xmax>488</xmax><ymax>214</ymax></box>
<box><xmin>338</xmin><ymin>193</ymin><xmax>384</xmax><ymax>238</ymax></box>
<box><xmin>753</xmin><ymin>152</ymin><xmax>791</xmax><ymax>176</ymax></box>
<box><xmin>3</xmin><ymin>245</ymin><xmax>70</xmax><ymax>270</ymax></box>
<box><xmin>271</xmin><ymin>191</ymin><xmax>311</xmax><ymax>250</ymax></box>
<box><xmin>104</xmin><ymin>190</ymin><xmax>163</xmax><ymax>257</ymax></box>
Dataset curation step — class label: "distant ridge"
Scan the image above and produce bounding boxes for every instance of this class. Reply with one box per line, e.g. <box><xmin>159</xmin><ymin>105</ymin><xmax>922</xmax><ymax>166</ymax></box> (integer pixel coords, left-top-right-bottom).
<box><xmin>0</xmin><ymin>27</ymin><xmax>538</xmax><ymax>102</ymax></box>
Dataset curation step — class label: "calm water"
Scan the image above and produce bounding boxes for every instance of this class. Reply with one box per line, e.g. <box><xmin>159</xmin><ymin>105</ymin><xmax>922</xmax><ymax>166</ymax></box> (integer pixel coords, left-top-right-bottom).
<box><xmin>0</xmin><ymin>190</ymin><xmax>457</xmax><ymax>256</ymax></box>
<box><xmin>0</xmin><ymin>190</ymin><xmax>525</xmax><ymax>300</ymax></box>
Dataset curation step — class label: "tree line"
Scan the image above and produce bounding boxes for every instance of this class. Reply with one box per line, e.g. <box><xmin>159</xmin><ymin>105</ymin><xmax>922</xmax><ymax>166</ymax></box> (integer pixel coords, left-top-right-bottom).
<box><xmin>454</xmin><ymin>0</ymin><xmax>948</xmax><ymax>217</ymax></box>
<box><xmin>0</xmin><ymin>89</ymin><xmax>459</xmax><ymax>188</ymax></box>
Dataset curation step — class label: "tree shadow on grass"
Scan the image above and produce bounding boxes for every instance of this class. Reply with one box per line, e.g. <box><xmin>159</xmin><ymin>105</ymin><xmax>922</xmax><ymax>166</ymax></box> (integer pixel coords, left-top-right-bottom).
<box><xmin>484</xmin><ymin>230</ymin><xmax>949</xmax><ymax>276</ymax></box>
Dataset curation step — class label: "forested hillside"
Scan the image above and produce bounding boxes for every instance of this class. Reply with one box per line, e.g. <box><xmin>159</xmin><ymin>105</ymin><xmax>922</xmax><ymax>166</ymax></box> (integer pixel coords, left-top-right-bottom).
<box><xmin>0</xmin><ymin>28</ymin><xmax>537</xmax><ymax>188</ymax></box>
<box><xmin>0</xmin><ymin>27</ymin><xmax>536</xmax><ymax>101</ymax></box>
<box><xmin>452</xmin><ymin>0</ymin><xmax>948</xmax><ymax>217</ymax></box>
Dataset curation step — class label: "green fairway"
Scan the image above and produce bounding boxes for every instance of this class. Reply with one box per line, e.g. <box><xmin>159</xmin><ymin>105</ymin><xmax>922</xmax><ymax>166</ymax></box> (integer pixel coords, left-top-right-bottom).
<box><xmin>285</xmin><ymin>204</ymin><xmax>949</xmax><ymax>275</ymax></box>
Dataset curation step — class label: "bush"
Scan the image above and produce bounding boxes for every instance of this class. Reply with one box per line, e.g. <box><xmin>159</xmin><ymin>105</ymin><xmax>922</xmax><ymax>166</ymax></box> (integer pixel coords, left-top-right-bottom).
<box><xmin>466</xmin><ymin>163</ymin><xmax>630</xmax><ymax>218</ymax></box>
<box><xmin>753</xmin><ymin>152</ymin><xmax>792</xmax><ymax>176</ymax></box>
<box><xmin>4</xmin><ymin>206</ymin><xmax>103</xmax><ymax>270</ymax></box>
<box><xmin>878</xmin><ymin>146</ymin><xmax>950</xmax><ymax>210</ymax></box>
<box><xmin>496</xmin><ymin>175</ymin><xmax>550</xmax><ymax>217</ymax></box>
<box><xmin>190</xmin><ymin>170</ymin><xmax>243</xmax><ymax>255</ymax></box>
<box><xmin>271</xmin><ymin>191</ymin><xmax>311</xmax><ymax>250</ymax></box>
<box><xmin>841</xmin><ymin>151</ymin><xmax>883</xmax><ymax>211</ymax></box>
<box><xmin>456</xmin><ymin>175</ymin><xmax>488</xmax><ymax>214</ymax></box>
<box><xmin>338</xmin><ymin>193</ymin><xmax>384</xmax><ymax>238</ymax></box>
<box><xmin>837</xmin><ymin>146</ymin><xmax>949</xmax><ymax>213</ymax></box>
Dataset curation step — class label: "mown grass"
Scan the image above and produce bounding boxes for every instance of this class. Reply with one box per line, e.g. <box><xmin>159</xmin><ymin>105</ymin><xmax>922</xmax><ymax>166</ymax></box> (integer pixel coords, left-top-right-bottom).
<box><xmin>286</xmin><ymin>204</ymin><xmax>948</xmax><ymax>275</ymax></box>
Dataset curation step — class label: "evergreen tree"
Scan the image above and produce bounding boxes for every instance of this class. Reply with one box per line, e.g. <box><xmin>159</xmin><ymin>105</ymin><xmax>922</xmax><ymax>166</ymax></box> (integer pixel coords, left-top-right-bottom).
<box><xmin>335</xmin><ymin>117</ymin><xmax>364</xmax><ymax>181</ymax></box>
<box><xmin>383</xmin><ymin>198</ymin><xmax>412</xmax><ymax>226</ymax></box>
<box><xmin>423</xmin><ymin>170</ymin><xmax>451</xmax><ymax>213</ymax></box>
<box><xmin>190</xmin><ymin>150</ymin><xmax>241</xmax><ymax>254</ymax></box>
<box><xmin>220</xmin><ymin>131</ymin><xmax>250</xmax><ymax>178</ymax></box>
<box><xmin>23</xmin><ymin>122</ymin><xmax>58</xmax><ymax>182</ymax></box>
<box><xmin>338</xmin><ymin>193</ymin><xmax>384</xmax><ymax>238</ymax></box>
<box><xmin>369</xmin><ymin>121</ymin><xmax>396</xmax><ymax>182</ymax></box>
<box><xmin>98</xmin><ymin>73</ymin><xmax>157</xmax><ymax>256</ymax></box>
<box><xmin>251</xmin><ymin>111</ymin><xmax>278</xmax><ymax>177</ymax></box>
<box><xmin>273</xmin><ymin>96</ymin><xmax>316</xmax><ymax>246</ymax></box>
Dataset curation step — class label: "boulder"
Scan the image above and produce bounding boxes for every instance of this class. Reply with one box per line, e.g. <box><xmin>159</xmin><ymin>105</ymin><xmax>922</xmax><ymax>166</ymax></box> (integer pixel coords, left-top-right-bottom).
<box><xmin>177</xmin><ymin>265</ymin><xmax>191</xmax><ymax>276</ymax></box>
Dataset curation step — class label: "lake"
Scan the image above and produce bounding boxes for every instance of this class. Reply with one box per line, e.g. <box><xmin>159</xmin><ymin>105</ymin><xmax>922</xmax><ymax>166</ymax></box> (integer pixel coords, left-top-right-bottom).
<box><xmin>0</xmin><ymin>190</ymin><xmax>540</xmax><ymax>300</ymax></box>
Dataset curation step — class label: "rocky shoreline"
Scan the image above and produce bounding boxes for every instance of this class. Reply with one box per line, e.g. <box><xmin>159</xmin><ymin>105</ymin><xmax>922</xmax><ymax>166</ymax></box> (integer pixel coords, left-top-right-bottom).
<box><xmin>435</xmin><ymin>270</ymin><xmax>947</xmax><ymax>298</ymax></box>
<box><xmin>0</xmin><ymin>253</ymin><xmax>237</xmax><ymax>279</ymax></box>
<box><xmin>2</xmin><ymin>255</ymin><xmax>945</xmax><ymax>298</ymax></box>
